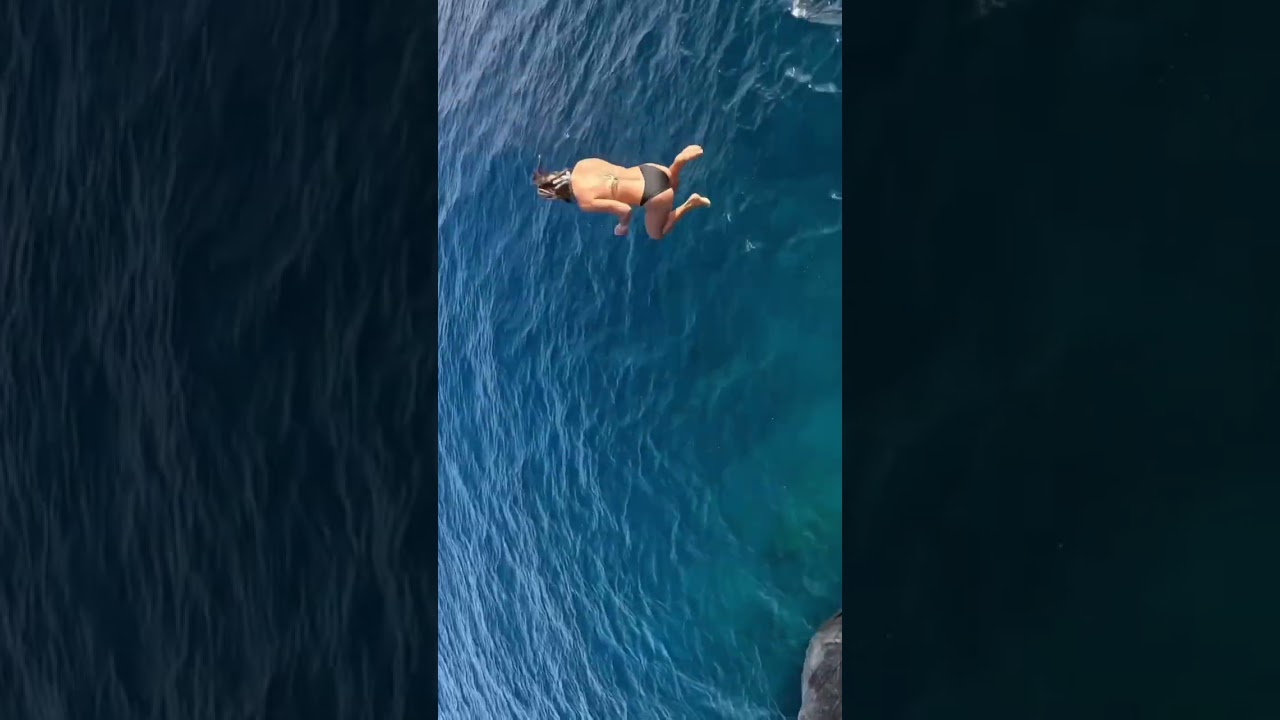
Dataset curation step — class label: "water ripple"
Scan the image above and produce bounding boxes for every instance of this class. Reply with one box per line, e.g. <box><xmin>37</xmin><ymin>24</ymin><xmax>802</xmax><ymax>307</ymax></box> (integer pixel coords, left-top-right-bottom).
<box><xmin>1</xmin><ymin>1</ymin><xmax>430</xmax><ymax>718</ymax></box>
<box><xmin>440</xmin><ymin>0</ymin><xmax>842</xmax><ymax>717</ymax></box>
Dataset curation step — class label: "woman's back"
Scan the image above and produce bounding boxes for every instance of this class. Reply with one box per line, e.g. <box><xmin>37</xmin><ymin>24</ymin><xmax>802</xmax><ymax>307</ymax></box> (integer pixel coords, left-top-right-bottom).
<box><xmin>571</xmin><ymin>158</ymin><xmax>646</xmax><ymax>207</ymax></box>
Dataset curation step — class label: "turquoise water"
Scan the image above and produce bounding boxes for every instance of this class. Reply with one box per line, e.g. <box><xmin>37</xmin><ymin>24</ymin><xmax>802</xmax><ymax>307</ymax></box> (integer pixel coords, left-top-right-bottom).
<box><xmin>438</xmin><ymin>0</ymin><xmax>842</xmax><ymax>716</ymax></box>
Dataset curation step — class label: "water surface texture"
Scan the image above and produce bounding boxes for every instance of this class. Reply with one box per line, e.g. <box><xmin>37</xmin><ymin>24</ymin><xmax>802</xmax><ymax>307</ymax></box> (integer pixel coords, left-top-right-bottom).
<box><xmin>0</xmin><ymin>1</ymin><xmax>430</xmax><ymax>718</ymax></box>
<box><xmin>438</xmin><ymin>0</ymin><xmax>843</xmax><ymax>717</ymax></box>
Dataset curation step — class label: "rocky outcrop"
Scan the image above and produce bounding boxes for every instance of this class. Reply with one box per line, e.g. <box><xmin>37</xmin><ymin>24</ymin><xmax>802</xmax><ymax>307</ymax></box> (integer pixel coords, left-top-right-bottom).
<box><xmin>798</xmin><ymin>610</ymin><xmax>842</xmax><ymax>720</ymax></box>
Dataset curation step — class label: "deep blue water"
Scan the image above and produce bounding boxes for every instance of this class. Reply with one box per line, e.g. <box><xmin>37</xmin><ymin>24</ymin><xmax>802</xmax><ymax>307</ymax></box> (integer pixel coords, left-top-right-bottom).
<box><xmin>847</xmin><ymin>1</ymin><xmax>1280</xmax><ymax>717</ymax></box>
<box><xmin>0</xmin><ymin>1</ymin><xmax>429</xmax><ymax>718</ymax></box>
<box><xmin>438</xmin><ymin>0</ymin><xmax>843</xmax><ymax>717</ymax></box>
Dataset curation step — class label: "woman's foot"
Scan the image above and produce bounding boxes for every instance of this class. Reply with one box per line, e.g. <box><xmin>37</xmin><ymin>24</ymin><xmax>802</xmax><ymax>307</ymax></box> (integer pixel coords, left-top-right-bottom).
<box><xmin>675</xmin><ymin>145</ymin><xmax>704</xmax><ymax>164</ymax></box>
<box><xmin>660</xmin><ymin>194</ymin><xmax>712</xmax><ymax>235</ymax></box>
<box><xmin>668</xmin><ymin>146</ymin><xmax>704</xmax><ymax>190</ymax></box>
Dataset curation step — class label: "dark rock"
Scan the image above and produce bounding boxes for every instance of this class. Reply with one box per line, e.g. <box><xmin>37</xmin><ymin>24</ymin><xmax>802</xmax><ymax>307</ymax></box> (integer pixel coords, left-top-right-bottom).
<box><xmin>798</xmin><ymin>610</ymin><xmax>842</xmax><ymax>720</ymax></box>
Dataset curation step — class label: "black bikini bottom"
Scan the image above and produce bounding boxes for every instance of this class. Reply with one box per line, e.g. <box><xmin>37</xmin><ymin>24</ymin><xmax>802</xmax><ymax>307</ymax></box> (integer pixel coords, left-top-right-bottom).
<box><xmin>639</xmin><ymin>164</ymin><xmax>671</xmax><ymax>205</ymax></box>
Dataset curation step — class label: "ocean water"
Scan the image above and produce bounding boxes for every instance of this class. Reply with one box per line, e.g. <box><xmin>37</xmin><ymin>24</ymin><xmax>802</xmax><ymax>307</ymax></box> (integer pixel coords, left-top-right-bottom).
<box><xmin>0</xmin><ymin>1</ymin><xmax>429</xmax><ymax>718</ymax></box>
<box><xmin>847</xmin><ymin>1</ymin><xmax>1280</xmax><ymax>717</ymax></box>
<box><xmin>438</xmin><ymin>0</ymin><xmax>842</xmax><ymax>718</ymax></box>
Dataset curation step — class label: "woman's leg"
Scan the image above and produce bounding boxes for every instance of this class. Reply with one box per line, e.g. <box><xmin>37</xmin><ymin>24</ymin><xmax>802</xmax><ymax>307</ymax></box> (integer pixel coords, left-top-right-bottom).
<box><xmin>660</xmin><ymin>194</ymin><xmax>711</xmax><ymax>236</ymax></box>
<box><xmin>666</xmin><ymin>145</ymin><xmax>703</xmax><ymax>190</ymax></box>
<box><xmin>644</xmin><ymin>190</ymin><xmax>675</xmax><ymax>240</ymax></box>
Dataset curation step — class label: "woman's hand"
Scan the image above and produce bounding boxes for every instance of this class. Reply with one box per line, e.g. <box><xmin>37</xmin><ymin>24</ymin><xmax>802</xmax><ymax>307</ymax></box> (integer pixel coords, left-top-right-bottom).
<box><xmin>614</xmin><ymin>208</ymin><xmax>633</xmax><ymax>236</ymax></box>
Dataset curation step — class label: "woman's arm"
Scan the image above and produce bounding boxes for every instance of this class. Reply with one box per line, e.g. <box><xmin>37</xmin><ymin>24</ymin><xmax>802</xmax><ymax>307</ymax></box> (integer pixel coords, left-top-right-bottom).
<box><xmin>585</xmin><ymin>198</ymin><xmax>633</xmax><ymax>224</ymax></box>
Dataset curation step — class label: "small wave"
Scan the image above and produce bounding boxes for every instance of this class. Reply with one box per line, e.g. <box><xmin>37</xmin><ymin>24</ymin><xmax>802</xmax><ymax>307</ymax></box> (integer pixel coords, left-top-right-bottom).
<box><xmin>789</xmin><ymin>0</ymin><xmax>841</xmax><ymax>26</ymax></box>
<box><xmin>784</xmin><ymin>67</ymin><xmax>841</xmax><ymax>95</ymax></box>
<box><xmin>976</xmin><ymin>0</ymin><xmax>1013</xmax><ymax>17</ymax></box>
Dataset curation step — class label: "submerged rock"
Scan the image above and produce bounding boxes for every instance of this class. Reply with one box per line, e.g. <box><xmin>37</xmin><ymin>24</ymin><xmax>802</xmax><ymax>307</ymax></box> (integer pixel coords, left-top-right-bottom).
<box><xmin>798</xmin><ymin>610</ymin><xmax>842</xmax><ymax>720</ymax></box>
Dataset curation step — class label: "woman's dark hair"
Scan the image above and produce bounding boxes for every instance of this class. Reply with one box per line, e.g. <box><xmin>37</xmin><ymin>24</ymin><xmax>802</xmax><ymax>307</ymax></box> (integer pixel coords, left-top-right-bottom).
<box><xmin>532</xmin><ymin>166</ymin><xmax>573</xmax><ymax>203</ymax></box>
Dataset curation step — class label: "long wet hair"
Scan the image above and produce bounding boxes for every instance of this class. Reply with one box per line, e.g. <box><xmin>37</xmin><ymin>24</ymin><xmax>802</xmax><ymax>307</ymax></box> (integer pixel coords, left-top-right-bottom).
<box><xmin>532</xmin><ymin>159</ymin><xmax>574</xmax><ymax>203</ymax></box>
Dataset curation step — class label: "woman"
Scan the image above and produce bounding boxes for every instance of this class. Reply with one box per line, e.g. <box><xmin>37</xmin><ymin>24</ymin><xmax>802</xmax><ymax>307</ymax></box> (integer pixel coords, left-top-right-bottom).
<box><xmin>532</xmin><ymin>145</ymin><xmax>711</xmax><ymax>239</ymax></box>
